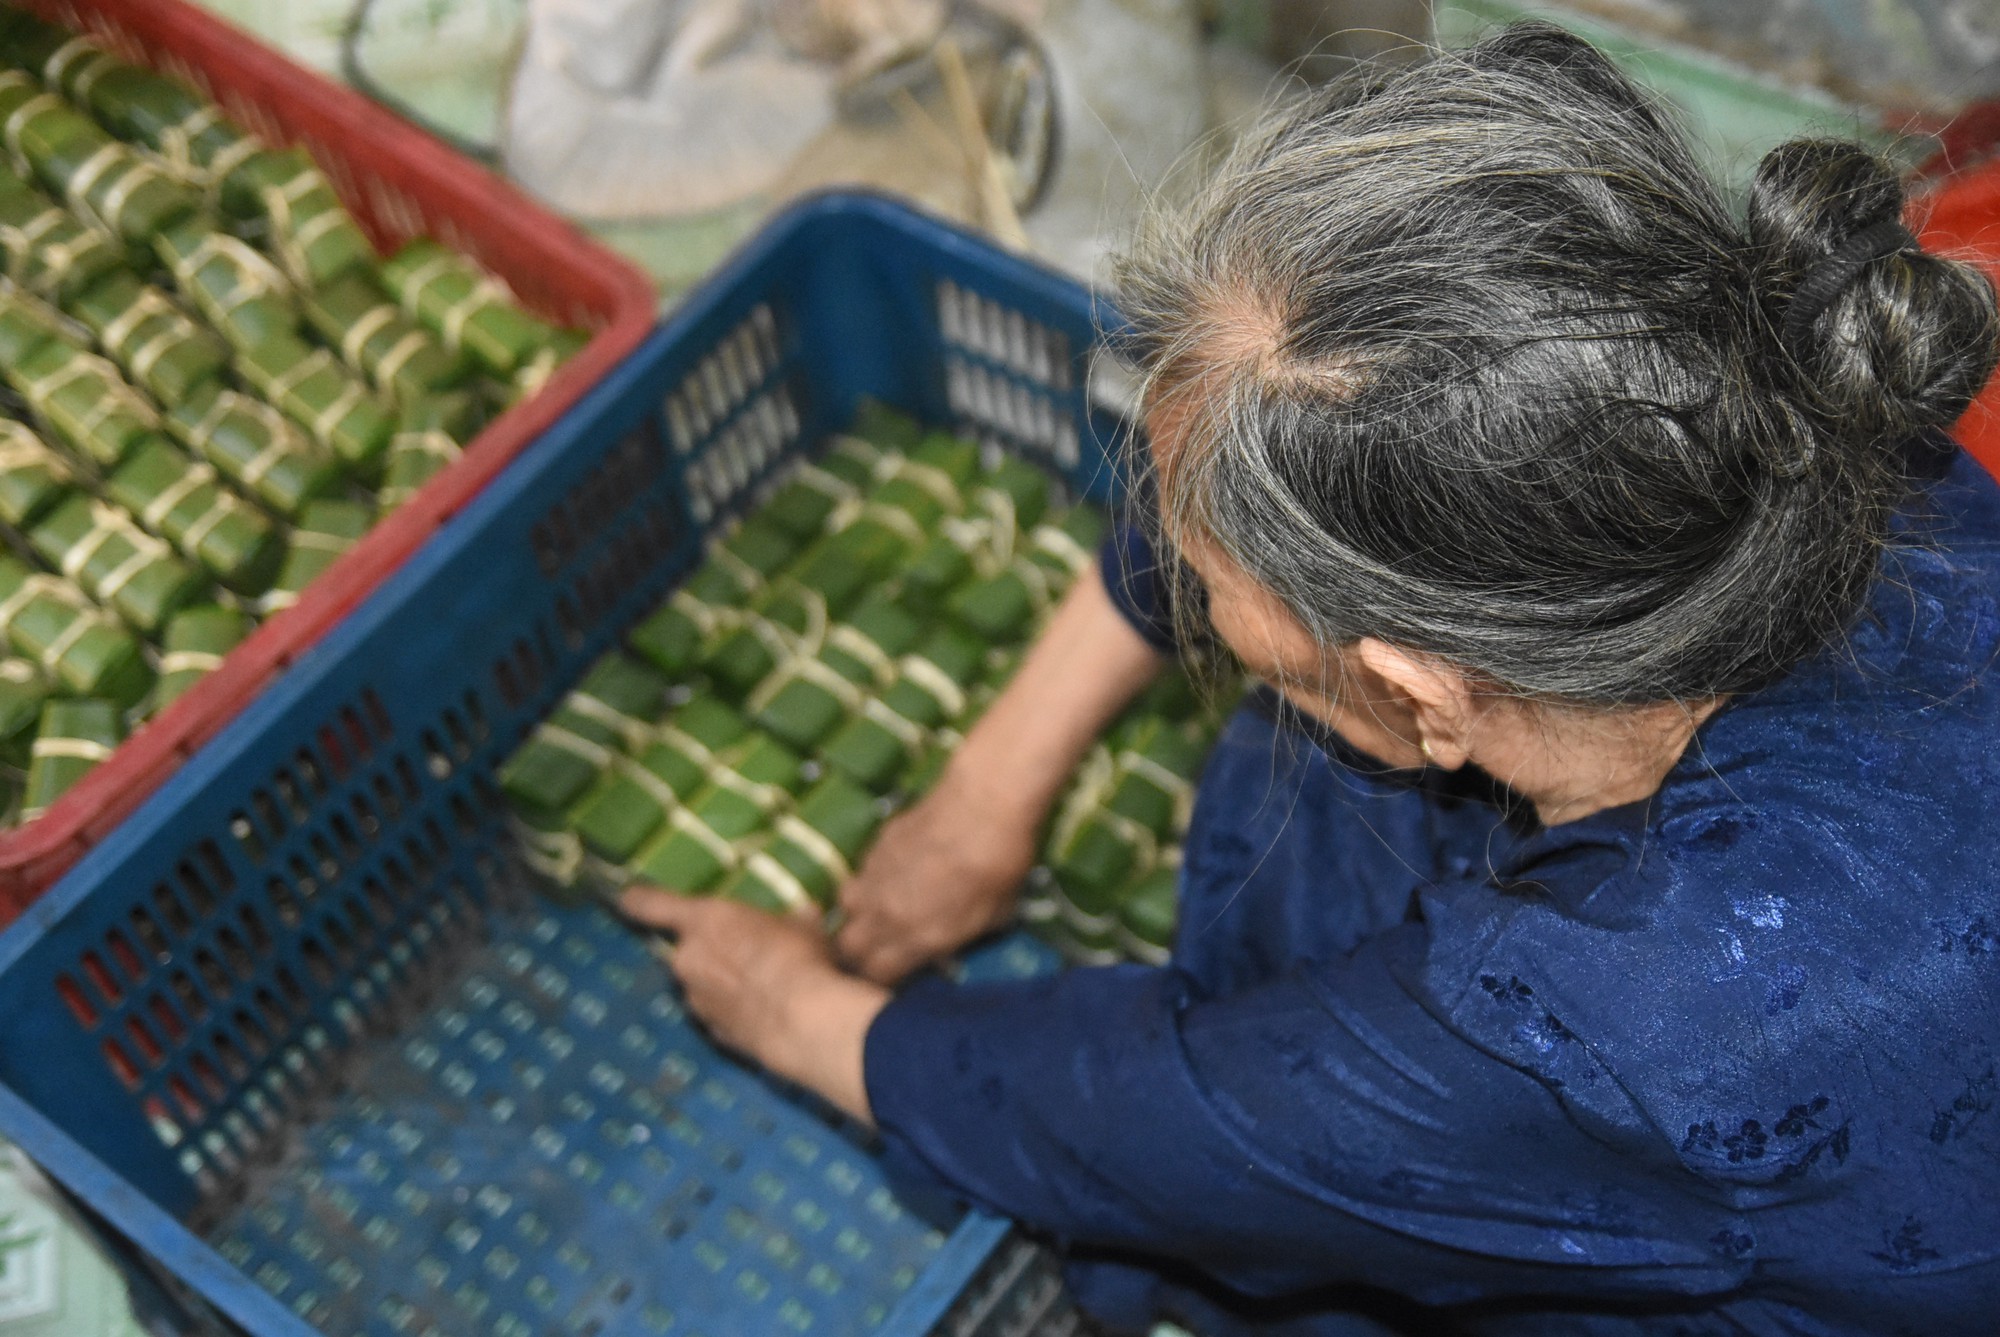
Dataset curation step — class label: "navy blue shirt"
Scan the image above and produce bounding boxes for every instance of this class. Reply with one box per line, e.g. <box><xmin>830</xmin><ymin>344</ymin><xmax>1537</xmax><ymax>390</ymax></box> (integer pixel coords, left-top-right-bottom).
<box><xmin>864</xmin><ymin>444</ymin><xmax>2000</xmax><ymax>1336</ymax></box>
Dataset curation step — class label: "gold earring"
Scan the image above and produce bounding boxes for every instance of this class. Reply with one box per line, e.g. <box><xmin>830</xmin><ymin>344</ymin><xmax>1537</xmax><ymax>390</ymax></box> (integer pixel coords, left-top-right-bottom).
<box><xmin>1419</xmin><ymin>738</ymin><xmax>1435</xmax><ymax>762</ymax></box>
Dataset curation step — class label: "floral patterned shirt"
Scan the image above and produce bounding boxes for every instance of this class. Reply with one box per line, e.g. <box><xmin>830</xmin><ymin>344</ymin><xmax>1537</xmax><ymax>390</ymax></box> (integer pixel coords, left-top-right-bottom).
<box><xmin>865</xmin><ymin>437</ymin><xmax>2000</xmax><ymax>1336</ymax></box>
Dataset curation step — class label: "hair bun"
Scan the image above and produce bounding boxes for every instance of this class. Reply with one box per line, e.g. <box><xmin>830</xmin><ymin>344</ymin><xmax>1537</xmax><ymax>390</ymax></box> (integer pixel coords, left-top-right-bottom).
<box><xmin>1748</xmin><ymin>138</ymin><xmax>1999</xmax><ymax>448</ymax></box>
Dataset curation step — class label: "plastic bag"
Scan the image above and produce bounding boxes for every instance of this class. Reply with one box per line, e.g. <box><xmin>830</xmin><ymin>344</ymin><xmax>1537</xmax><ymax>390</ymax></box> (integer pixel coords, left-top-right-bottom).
<box><xmin>504</xmin><ymin>0</ymin><xmax>892</xmax><ymax>219</ymax></box>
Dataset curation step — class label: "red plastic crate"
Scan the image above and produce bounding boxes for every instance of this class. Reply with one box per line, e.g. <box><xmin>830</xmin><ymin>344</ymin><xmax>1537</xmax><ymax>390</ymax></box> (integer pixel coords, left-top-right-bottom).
<box><xmin>1918</xmin><ymin>161</ymin><xmax>2000</xmax><ymax>478</ymax></box>
<box><xmin>0</xmin><ymin>0</ymin><xmax>655</xmax><ymax>916</ymax></box>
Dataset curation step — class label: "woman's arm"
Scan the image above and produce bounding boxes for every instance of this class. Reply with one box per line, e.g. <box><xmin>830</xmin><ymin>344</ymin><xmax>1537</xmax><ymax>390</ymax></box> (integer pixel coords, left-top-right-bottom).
<box><xmin>859</xmin><ymin>936</ymin><xmax>1752</xmax><ymax>1306</ymax></box>
<box><xmin>620</xmin><ymin>884</ymin><xmax>1752</xmax><ymax>1304</ymax></box>
<box><xmin>618</xmin><ymin>532</ymin><xmax>1174</xmax><ymax>1121</ymax></box>
<box><xmin>832</xmin><ymin>560</ymin><xmax>1166</xmax><ymax>983</ymax></box>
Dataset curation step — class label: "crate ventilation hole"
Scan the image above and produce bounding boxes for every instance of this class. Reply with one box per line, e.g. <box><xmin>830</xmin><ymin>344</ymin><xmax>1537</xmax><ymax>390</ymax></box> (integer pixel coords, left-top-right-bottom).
<box><xmin>528</xmin><ymin>425</ymin><xmax>681</xmax><ymax>656</ymax></box>
<box><xmin>662</xmin><ymin>305</ymin><xmax>800</xmax><ymax>523</ymax></box>
<box><xmin>937</xmin><ymin>279</ymin><xmax>1079</xmax><ymax>470</ymax></box>
<box><xmin>51</xmin><ymin>682</ymin><xmax>520</xmax><ymax>1195</ymax></box>
<box><xmin>205</xmin><ymin>904</ymin><xmax>937</xmax><ymax>1336</ymax></box>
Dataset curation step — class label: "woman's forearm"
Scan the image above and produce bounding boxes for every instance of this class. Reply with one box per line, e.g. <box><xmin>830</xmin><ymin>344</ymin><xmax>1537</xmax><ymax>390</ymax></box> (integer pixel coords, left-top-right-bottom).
<box><xmin>831</xmin><ymin>562</ymin><xmax>1169</xmax><ymax>983</ymax></box>
<box><xmin>773</xmin><ymin>969</ymin><xmax>888</xmax><ymax>1126</ymax></box>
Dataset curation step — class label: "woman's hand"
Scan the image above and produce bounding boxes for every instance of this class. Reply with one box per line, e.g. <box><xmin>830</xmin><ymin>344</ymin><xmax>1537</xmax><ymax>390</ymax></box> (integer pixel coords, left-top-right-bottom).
<box><xmin>835</xmin><ymin>564</ymin><xmax>1167</xmax><ymax>984</ymax></box>
<box><xmin>618</xmin><ymin>888</ymin><xmax>889</xmax><ymax>1125</ymax></box>
<box><xmin>833</xmin><ymin>765</ymin><xmax>1040</xmax><ymax>985</ymax></box>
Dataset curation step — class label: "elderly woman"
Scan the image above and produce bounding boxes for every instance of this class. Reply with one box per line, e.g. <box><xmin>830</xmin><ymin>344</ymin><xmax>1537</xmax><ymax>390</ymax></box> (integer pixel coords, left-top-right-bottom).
<box><xmin>622</xmin><ymin>24</ymin><xmax>2000</xmax><ymax>1335</ymax></box>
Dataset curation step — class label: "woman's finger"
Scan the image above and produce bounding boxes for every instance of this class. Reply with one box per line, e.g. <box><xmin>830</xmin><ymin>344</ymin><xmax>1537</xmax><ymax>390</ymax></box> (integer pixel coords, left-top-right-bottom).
<box><xmin>840</xmin><ymin>851</ymin><xmax>909</xmax><ymax>912</ymax></box>
<box><xmin>617</xmin><ymin>886</ymin><xmax>709</xmax><ymax>933</ymax></box>
<box><xmin>852</xmin><ymin>937</ymin><xmax>925</xmax><ymax>987</ymax></box>
<box><xmin>832</xmin><ymin>907</ymin><xmax>888</xmax><ymax>969</ymax></box>
<box><xmin>836</xmin><ymin>873</ymin><xmax>873</xmax><ymax>917</ymax></box>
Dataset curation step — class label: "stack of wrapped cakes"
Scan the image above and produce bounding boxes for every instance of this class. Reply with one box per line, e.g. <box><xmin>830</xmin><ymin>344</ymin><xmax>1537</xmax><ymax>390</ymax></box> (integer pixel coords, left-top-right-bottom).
<box><xmin>502</xmin><ymin>405</ymin><xmax>1228</xmax><ymax>966</ymax></box>
<box><xmin>502</xmin><ymin>405</ymin><xmax>1103</xmax><ymax>913</ymax></box>
<box><xmin>0</xmin><ymin>10</ymin><xmax>584</xmax><ymax>824</ymax></box>
<box><xmin>1021</xmin><ymin>670</ymin><xmax>1229</xmax><ymax>966</ymax></box>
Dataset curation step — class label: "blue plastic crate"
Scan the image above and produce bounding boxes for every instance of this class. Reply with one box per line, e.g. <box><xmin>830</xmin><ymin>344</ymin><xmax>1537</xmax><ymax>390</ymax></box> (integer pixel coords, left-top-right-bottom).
<box><xmin>0</xmin><ymin>193</ymin><xmax>1128</xmax><ymax>1337</ymax></box>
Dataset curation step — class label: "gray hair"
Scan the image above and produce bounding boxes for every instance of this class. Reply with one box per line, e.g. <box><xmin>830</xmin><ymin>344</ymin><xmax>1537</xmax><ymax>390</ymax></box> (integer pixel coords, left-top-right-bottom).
<box><xmin>1114</xmin><ymin>23</ymin><xmax>2000</xmax><ymax>705</ymax></box>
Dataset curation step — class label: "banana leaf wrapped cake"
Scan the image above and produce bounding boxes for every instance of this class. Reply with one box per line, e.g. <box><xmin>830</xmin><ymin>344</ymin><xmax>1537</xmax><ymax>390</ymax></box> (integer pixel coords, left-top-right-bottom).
<box><xmin>699</xmin><ymin>609</ymin><xmax>810</xmax><ymax>706</ymax></box>
<box><xmin>220</xmin><ymin>146</ymin><xmax>374</xmax><ymax>288</ymax></box>
<box><xmin>0</xmin><ymin>656</ymin><xmax>43</xmax><ymax>774</ymax></box>
<box><xmin>817</xmin><ymin>625</ymin><xmax>985</xmax><ymax>793</ymax></box>
<box><xmin>236</xmin><ymin>332</ymin><xmax>394</xmax><ymax>475</ymax></box>
<box><xmin>68</xmin><ymin>269</ymin><xmax>228</xmax><ymax>404</ymax></box>
<box><xmin>1101</xmin><ymin>717</ymin><xmax>1205</xmax><ymax>839</ymax></box>
<box><xmin>758</xmin><ymin>459</ymin><xmax>855</xmax><ymax>540</ymax></box>
<box><xmin>0</xmin><ymin>285</ymin><xmax>73</xmax><ymax>365</ymax></box>
<box><xmin>511</xmin><ymin>328</ymin><xmax>589</xmax><ymax>403</ymax></box>
<box><xmin>153</xmin><ymin>604</ymin><xmax>250</xmax><ymax>710</ymax></box>
<box><xmin>757</xmin><ymin>516</ymin><xmax>906</xmax><ymax>623</ymax></box>
<box><xmin>718</xmin><ymin>775</ymin><xmax>883</xmax><ymax>913</ymax></box>
<box><xmin>0</xmin><ymin>69</ymin><xmax>199</xmax><ymax>245</ymax></box>
<box><xmin>0</xmin><ymin>14</ymin><xmax>92</xmax><ymax>79</ymax></box>
<box><xmin>154</xmin><ymin>218</ymin><xmax>294</xmax><ymax>351</ymax></box>
<box><xmin>976</xmin><ymin>454</ymin><xmax>1052</xmax><ymax>530</ymax></box>
<box><xmin>0</xmin><ymin>161</ymin><xmax>119</xmax><ymax>303</ymax></box>
<box><xmin>8</xmin><ymin>341</ymin><xmax>157</xmax><ymax>468</ymax></box>
<box><xmin>1118</xmin><ymin>862</ymin><xmax>1179</xmax><ymax>961</ymax></box>
<box><xmin>566</xmin><ymin>696</ymin><xmax>750</xmax><ymax>865</ymax></box>
<box><xmin>21</xmin><ymin>695</ymin><xmax>118</xmax><ymax>819</ymax></box>
<box><xmin>32</xmin><ymin>31</ymin><xmax>252</xmax><ymax>190</ymax></box>
<box><xmin>626</xmin><ymin>519</ymin><xmax>808</xmax><ymax>681</ymax></box>
<box><xmin>376</xmin><ymin>393</ymin><xmax>477</xmax><ymax>510</ymax></box>
<box><xmin>305</xmin><ymin>271</ymin><xmax>469</xmax><ymax>404</ymax></box>
<box><xmin>627</xmin><ymin>732</ymin><xmax>804</xmax><ymax>894</ymax></box>
<box><xmin>499</xmin><ymin>652</ymin><xmax>674</xmax><ymax>827</ymax></box>
<box><xmin>0</xmin><ymin>292</ymin><xmax>165</xmax><ymax>470</ymax></box>
<box><xmin>256</xmin><ymin>499</ymin><xmax>374</xmax><ymax>615</ymax></box>
<box><xmin>629</xmin><ymin>568</ymin><xmax>746</xmax><ymax>681</ymax></box>
<box><xmin>0</xmin><ymin>554</ymin><xmax>149</xmax><ymax>705</ymax></box>
<box><xmin>945</xmin><ymin>554</ymin><xmax>1055</xmax><ymax>643</ymax></box>
<box><xmin>382</xmin><ymin>239</ymin><xmax>561</xmax><ymax>379</ymax></box>
<box><xmin>845</xmin><ymin>401</ymin><xmax>923</xmax><ymax>453</ymax></box>
<box><xmin>0</xmin><ymin>417</ymin><xmax>72</xmax><ymax>527</ymax></box>
<box><xmin>104</xmin><ymin>437</ymin><xmax>282</xmax><ymax>595</ymax></box>
<box><xmin>1026</xmin><ymin>680</ymin><xmax>1229</xmax><ymax>963</ymax></box>
<box><xmin>26</xmin><ymin>493</ymin><xmax>206</xmax><ymax>635</ymax></box>
<box><xmin>167</xmin><ymin>386</ymin><xmax>339</xmax><ymax>518</ymax></box>
<box><xmin>0</xmin><ymin>5</ymin><xmax>605</xmax><ymax>836</ymax></box>
<box><xmin>748</xmin><ymin>594</ymin><xmax>920</xmax><ymax>753</ymax></box>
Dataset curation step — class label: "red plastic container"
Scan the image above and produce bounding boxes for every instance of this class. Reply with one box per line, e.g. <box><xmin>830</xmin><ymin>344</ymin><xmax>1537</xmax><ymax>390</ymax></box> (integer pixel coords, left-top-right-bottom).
<box><xmin>1918</xmin><ymin>162</ymin><xmax>2000</xmax><ymax>478</ymax></box>
<box><xmin>0</xmin><ymin>0</ymin><xmax>655</xmax><ymax>916</ymax></box>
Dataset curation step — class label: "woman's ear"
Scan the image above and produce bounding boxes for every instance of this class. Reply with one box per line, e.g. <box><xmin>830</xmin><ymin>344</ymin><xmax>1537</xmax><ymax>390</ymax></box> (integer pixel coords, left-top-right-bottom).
<box><xmin>1353</xmin><ymin>638</ymin><xmax>1478</xmax><ymax>768</ymax></box>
